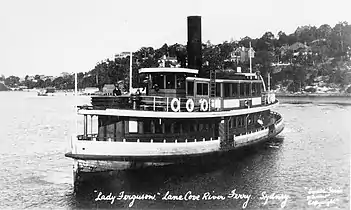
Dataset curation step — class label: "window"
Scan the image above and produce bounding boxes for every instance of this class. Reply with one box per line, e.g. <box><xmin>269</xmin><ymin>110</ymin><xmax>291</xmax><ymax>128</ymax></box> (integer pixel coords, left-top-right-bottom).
<box><xmin>154</xmin><ymin>119</ymin><xmax>163</xmax><ymax>134</ymax></box>
<box><xmin>252</xmin><ymin>83</ymin><xmax>256</xmax><ymax>96</ymax></box>
<box><xmin>165</xmin><ymin>74</ymin><xmax>175</xmax><ymax>89</ymax></box>
<box><xmin>129</xmin><ymin>120</ymin><xmax>138</xmax><ymax>133</ymax></box>
<box><xmin>197</xmin><ymin>83</ymin><xmax>202</xmax><ymax>95</ymax></box>
<box><xmin>216</xmin><ymin>83</ymin><xmax>221</xmax><ymax>97</ymax></box>
<box><xmin>257</xmin><ymin>83</ymin><xmax>262</xmax><ymax>94</ymax></box>
<box><xmin>197</xmin><ymin>83</ymin><xmax>209</xmax><ymax>96</ymax></box>
<box><xmin>165</xmin><ymin>120</ymin><xmax>172</xmax><ymax>133</ymax></box>
<box><xmin>248</xmin><ymin>115</ymin><xmax>253</xmax><ymax>125</ymax></box>
<box><xmin>173</xmin><ymin>122</ymin><xmax>181</xmax><ymax>134</ymax></box>
<box><xmin>238</xmin><ymin>116</ymin><xmax>243</xmax><ymax>127</ymax></box>
<box><xmin>232</xmin><ymin>83</ymin><xmax>238</xmax><ymax>97</ymax></box>
<box><xmin>143</xmin><ymin>119</ymin><xmax>152</xmax><ymax>134</ymax></box>
<box><xmin>240</xmin><ymin>83</ymin><xmax>245</xmax><ymax>97</ymax></box>
<box><xmin>152</xmin><ymin>74</ymin><xmax>164</xmax><ymax>89</ymax></box>
<box><xmin>246</xmin><ymin>83</ymin><xmax>251</xmax><ymax>96</ymax></box>
<box><xmin>224</xmin><ymin>83</ymin><xmax>230</xmax><ymax>97</ymax></box>
<box><xmin>176</xmin><ymin>75</ymin><xmax>185</xmax><ymax>89</ymax></box>
<box><xmin>203</xmin><ymin>83</ymin><xmax>208</xmax><ymax>95</ymax></box>
<box><xmin>187</xmin><ymin>81</ymin><xmax>194</xmax><ymax>95</ymax></box>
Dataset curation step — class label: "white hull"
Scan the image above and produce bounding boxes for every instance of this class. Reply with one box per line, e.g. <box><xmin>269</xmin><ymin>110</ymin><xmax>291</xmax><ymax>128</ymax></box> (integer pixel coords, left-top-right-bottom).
<box><xmin>67</xmin><ymin>117</ymin><xmax>284</xmax><ymax>173</ymax></box>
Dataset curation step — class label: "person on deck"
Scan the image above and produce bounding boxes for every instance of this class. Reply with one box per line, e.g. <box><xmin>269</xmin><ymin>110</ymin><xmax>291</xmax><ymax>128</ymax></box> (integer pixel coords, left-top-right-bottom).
<box><xmin>113</xmin><ymin>84</ymin><xmax>122</xmax><ymax>96</ymax></box>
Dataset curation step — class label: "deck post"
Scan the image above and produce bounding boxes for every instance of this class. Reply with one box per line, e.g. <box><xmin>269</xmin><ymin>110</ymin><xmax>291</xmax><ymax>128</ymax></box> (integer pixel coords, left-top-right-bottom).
<box><xmin>153</xmin><ymin>97</ymin><xmax>156</xmax><ymax>111</ymax></box>
<box><xmin>166</xmin><ymin>97</ymin><xmax>169</xmax><ymax>112</ymax></box>
<box><xmin>84</xmin><ymin>115</ymin><xmax>87</xmax><ymax>138</ymax></box>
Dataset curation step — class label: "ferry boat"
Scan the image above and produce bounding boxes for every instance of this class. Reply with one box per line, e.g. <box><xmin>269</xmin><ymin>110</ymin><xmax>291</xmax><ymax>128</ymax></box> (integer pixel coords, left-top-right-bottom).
<box><xmin>65</xmin><ymin>16</ymin><xmax>284</xmax><ymax>184</ymax></box>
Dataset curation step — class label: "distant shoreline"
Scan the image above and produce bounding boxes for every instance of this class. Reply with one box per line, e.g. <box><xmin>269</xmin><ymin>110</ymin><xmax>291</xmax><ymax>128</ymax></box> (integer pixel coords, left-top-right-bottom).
<box><xmin>275</xmin><ymin>92</ymin><xmax>351</xmax><ymax>97</ymax></box>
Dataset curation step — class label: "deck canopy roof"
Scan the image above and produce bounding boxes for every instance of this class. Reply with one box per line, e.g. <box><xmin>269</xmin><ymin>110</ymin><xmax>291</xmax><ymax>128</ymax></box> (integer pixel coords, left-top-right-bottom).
<box><xmin>139</xmin><ymin>68</ymin><xmax>198</xmax><ymax>74</ymax></box>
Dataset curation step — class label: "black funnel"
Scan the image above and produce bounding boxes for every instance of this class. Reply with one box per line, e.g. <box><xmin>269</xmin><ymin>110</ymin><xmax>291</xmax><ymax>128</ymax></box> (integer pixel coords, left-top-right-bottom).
<box><xmin>187</xmin><ymin>16</ymin><xmax>202</xmax><ymax>76</ymax></box>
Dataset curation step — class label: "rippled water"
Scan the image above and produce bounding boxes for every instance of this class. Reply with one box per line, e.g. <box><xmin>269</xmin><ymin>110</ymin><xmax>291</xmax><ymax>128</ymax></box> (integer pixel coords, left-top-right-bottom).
<box><xmin>0</xmin><ymin>92</ymin><xmax>349</xmax><ymax>209</ymax></box>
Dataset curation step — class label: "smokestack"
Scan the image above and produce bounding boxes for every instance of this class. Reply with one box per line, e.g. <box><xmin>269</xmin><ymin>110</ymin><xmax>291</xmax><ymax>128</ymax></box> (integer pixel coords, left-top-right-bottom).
<box><xmin>187</xmin><ymin>16</ymin><xmax>202</xmax><ymax>76</ymax></box>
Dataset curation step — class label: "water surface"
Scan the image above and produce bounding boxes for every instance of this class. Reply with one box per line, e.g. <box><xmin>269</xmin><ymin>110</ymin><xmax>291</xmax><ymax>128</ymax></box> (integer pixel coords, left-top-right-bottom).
<box><xmin>0</xmin><ymin>92</ymin><xmax>349</xmax><ymax>209</ymax></box>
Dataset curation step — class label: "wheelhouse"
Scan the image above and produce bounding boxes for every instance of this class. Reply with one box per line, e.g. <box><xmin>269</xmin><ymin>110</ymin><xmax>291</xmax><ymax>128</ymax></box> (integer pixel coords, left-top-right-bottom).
<box><xmin>139</xmin><ymin>67</ymin><xmax>198</xmax><ymax>97</ymax></box>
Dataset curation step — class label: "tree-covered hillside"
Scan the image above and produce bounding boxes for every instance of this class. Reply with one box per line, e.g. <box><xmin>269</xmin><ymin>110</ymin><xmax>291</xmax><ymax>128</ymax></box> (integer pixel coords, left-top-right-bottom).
<box><xmin>2</xmin><ymin>21</ymin><xmax>350</xmax><ymax>93</ymax></box>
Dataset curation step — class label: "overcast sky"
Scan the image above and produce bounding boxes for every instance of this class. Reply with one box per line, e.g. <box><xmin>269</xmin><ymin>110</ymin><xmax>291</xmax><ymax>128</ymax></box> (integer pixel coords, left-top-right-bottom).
<box><xmin>0</xmin><ymin>0</ymin><xmax>350</xmax><ymax>77</ymax></box>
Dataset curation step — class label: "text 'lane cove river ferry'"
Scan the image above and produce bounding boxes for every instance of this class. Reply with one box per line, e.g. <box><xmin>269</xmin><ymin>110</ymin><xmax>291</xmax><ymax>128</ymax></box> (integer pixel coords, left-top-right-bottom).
<box><xmin>65</xmin><ymin>16</ymin><xmax>284</xmax><ymax>182</ymax></box>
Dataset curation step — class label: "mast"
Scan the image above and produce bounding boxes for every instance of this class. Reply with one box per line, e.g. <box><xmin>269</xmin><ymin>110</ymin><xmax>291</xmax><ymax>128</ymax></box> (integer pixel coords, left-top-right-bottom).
<box><xmin>129</xmin><ymin>51</ymin><xmax>132</xmax><ymax>93</ymax></box>
<box><xmin>249</xmin><ymin>41</ymin><xmax>252</xmax><ymax>73</ymax></box>
<box><xmin>268</xmin><ymin>72</ymin><xmax>271</xmax><ymax>91</ymax></box>
<box><xmin>74</xmin><ymin>71</ymin><xmax>78</xmax><ymax>137</ymax></box>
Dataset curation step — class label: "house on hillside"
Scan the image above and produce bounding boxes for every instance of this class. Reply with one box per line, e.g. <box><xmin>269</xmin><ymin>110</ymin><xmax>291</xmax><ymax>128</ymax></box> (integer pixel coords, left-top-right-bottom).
<box><xmin>228</xmin><ymin>47</ymin><xmax>255</xmax><ymax>63</ymax></box>
<box><xmin>289</xmin><ymin>42</ymin><xmax>312</xmax><ymax>56</ymax></box>
<box><xmin>158</xmin><ymin>55</ymin><xmax>180</xmax><ymax>67</ymax></box>
<box><xmin>279</xmin><ymin>42</ymin><xmax>312</xmax><ymax>60</ymax></box>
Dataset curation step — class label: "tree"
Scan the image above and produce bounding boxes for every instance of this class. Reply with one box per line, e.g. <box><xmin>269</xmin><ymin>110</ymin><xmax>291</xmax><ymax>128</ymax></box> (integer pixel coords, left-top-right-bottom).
<box><xmin>4</xmin><ymin>76</ymin><xmax>20</xmax><ymax>87</ymax></box>
<box><xmin>277</xmin><ymin>31</ymin><xmax>289</xmax><ymax>47</ymax></box>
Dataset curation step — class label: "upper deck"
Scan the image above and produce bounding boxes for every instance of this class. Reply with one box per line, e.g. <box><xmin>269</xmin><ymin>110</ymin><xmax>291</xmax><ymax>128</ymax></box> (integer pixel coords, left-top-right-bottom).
<box><xmin>78</xmin><ymin>67</ymin><xmax>277</xmax><ymax>117</ymax></box>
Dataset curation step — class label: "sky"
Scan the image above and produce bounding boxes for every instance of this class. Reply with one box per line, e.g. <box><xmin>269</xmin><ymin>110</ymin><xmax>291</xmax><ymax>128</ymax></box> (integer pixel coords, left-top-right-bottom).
<box><xmin>0</xmin><ymin>0</ymin><xmax>350</xmax><ymax>77</ymax></box>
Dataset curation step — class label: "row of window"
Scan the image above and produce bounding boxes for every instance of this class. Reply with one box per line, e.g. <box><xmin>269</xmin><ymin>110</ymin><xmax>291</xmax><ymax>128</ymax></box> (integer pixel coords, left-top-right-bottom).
<box><xmin>152</xmin><ymin>73</ymin><xmax>186</xmax><ymax>89</ymax></box>
<box><xmin>187</xmin><ymin>81</ymin><xmax>262</xmax><ymax>98</ymax></box>
<box><xmin>228</xmin><ymin>112</ymin><xmax>267</xmax><ymax>129</ymax></box>
<box><xmin>142</xmin><ymin>119</ymin><xmax>217</xmax><ymax>134</ymax></box>
<box><xmin>223</xmin><ymin>83</ymin><xmax>261</xmax><ymax>97</ymax></box>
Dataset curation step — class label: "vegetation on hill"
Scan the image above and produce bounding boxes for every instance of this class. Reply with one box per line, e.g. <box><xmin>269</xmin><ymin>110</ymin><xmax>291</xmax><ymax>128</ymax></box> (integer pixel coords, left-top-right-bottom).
<box><xmin>1</xmin><ymin>21</ymin><xmax>350</xmax><ymax>93</ymax></box>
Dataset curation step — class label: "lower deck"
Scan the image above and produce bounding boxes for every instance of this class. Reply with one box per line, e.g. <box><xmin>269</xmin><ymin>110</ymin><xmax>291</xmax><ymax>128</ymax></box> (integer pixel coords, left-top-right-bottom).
<box><xmin>78</xmin><ymin>110</ymin><xmax>278</xmax><ymax>144</ymax></box>
<box><xmin>66</xmin><ymin>110</ymin><xmax>284</xmax><ymax>162</ymax></box>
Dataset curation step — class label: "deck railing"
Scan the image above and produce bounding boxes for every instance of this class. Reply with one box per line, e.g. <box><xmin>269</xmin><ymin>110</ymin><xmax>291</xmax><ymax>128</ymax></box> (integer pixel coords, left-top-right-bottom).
<box><xmin>85</xmin><ymin>94</ymin><xmax>278</xmax><ymax>112</ymax></box>
<box><xmin>77</xmin><ymin>134</ymin><xmax>220</xmax><ymax>143</ymax></box>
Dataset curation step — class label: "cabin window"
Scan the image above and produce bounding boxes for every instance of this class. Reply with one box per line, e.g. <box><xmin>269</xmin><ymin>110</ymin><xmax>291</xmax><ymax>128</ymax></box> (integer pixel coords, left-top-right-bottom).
<box><xmin>257</xmin><ymin>83</ymin><xmax>262</xmax><ymax>94</ymax></box>
<box><xmin>238</xmin><ymin>116</ymin><xmax>243</xmax><ymax>127</ymax></box>
<box><xmin>154</xmin><ymin>119</ymin><xmax>163</xmax><ymax>134</ymax></box>
<box><xmin>252</xmin><ymin>83</ymin><xmax>256</xmax><ymax>96</ymax></box>
<box><xmin>128</xmin><ymin>120</ymin><xmax>138</xmax><ymax>133</ymax></box>
<box><xmin>152</xmin><ymin>74</ymin><xmax>164</xmax><ymax>89</ymax></box>
<box><xmin>203</xmin><ymin>83</ymin><xmax>208</xmax><ymax>95</ymax></box>
<box><xmin>165</xmin><ymin>120</ymin><xmax>172</xmax><ymax>133</ymax></box>
<box><xmin>233</xmin><ymin>117</ymin><xmax>237</xmax><ymax>128</ymax></box>
<box><xmin>143</xmin><ymin>119</ymin><xmax>152</xmax><ymax>134</ymax></box>
<box><xmin>197</xmin><ymin>83</ymin><xmax>209</xmax><ymax>96</ymax></box>
<box><xmin>165</xmin><ymin>74</ymin><xmax>175</xmax><ymax>89</ymax></box>
<box><xmin>246</xmin><ymin>83</ymin><xmax>251</xmax><ymax>96</ymax></box>
<box><xmin>248</xmin><ymin>115</ymin><xmax>253</xmax><ymax>125</ymax></box>
<box><xmin>240</xmin><ymin>83</ymin><xmax>245</xmax><ymax>97</ymax></box>
<box><xmin>173</xmin><ymin>122</ymin><xmax>181</xmax><ymax>134</ymax></box>
<box><xmin>187</xmin><ymin>81</ymin><xmax>194</xmax><ymax>95</ymax></box>
<box><xmin>216</xmin><ymin>83</ymin><xmax>221</xmax><ymax>97</ymax></box>
<box><xmin>224</xmin><ymin>83</ymin><xmax>230</xmax><ymax>97</ymax></box>
<box><xmin>176</xmin><ymin>75</ymin><xmax>185</xmax><ymax>89</ymax></box>
<box><xmin>232</xmin><ymin>83</ymin><xmax>238</xmax><ymax>97</ymax></box>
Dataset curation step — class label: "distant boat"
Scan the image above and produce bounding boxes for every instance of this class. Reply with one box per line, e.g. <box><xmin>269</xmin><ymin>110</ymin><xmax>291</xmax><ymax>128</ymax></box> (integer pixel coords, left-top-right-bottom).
<box><xmin>37</xmin><ymin>87</ymin><xmax>55</xmax><ymax>96</ymax></box>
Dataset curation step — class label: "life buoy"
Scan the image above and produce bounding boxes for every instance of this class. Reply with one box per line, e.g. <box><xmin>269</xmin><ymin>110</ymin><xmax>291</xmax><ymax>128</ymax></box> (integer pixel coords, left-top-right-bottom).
<box><xmin>186</xmin><ymin>98</ymin><xmax>194</xmax><ymax>112</ymax></box>
<box><xmin>200</xmin><ymin>99</ymin><xmax>209</xmax><ymax>111</ymax></box>
<box><xmin>171</xmin><ymin>98</ymin><xmax>180</xmax><ymax>112</ymax></box>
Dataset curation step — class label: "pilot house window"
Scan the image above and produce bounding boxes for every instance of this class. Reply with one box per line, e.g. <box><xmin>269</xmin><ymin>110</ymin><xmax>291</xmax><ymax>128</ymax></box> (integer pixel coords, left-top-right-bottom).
<box><xmin>165</xmin><ymin>74</ymin><xmax>175</xmax><ymax>89</ymax></box>
<box><xmin>197</xmin><ymin>83</ymin><xmax>208</xmax><ymax>96</ymax></box>
<box><xmin>187</xmin><ymin>81</ymin><xmax>194</xmax><ymax>95</ymax></box>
